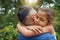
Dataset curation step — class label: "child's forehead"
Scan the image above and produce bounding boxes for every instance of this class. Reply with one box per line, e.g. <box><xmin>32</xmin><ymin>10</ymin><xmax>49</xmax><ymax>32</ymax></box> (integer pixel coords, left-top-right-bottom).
<box><xmin>37</xmin><ymin>11</ymin><xmax>47</xmax><ymax>17</ymax></box>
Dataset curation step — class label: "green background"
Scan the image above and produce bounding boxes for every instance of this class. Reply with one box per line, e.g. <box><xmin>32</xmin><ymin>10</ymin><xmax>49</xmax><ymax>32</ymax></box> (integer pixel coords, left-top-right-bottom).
<box><xmin>0</xmin><ymin>0</ymin><xmax>60</xmax><ymax>40</ymax></box>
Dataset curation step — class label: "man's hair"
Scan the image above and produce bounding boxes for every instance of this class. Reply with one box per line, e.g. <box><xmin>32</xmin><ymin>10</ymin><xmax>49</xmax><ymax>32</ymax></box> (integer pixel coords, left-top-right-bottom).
<box><xmin>17</xmin><ymin>6</ymin><xmax>31</xmax><ymax>23</ymax></box>
<box><xmin>38</xmin><ymin>7</ymin><xmax>55</xmax><ymax>23</ymax></box>
<box><xmin>17</xmin><ymin>6</ymin><xmax>36</xmax><ymax>23</ymax></box>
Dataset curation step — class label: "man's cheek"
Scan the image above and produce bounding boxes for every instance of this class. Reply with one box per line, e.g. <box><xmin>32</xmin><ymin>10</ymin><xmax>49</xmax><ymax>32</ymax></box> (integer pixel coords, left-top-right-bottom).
<box><xmin>29</xmin><ymin>17</ymin><xmax>34</xmax><ymax>24</ymax></box>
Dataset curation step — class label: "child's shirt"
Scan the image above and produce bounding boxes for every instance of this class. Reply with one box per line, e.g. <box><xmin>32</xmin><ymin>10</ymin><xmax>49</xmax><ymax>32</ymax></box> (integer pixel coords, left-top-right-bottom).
<box><xmin>52</xmin><ymin>32</ymin><xmax>56</xmax><ymax>40</ymax></box>
<box><xmin>18</xmin><ymin>32</ymin><xmax>55</xmax><ymax>40</ymax></box>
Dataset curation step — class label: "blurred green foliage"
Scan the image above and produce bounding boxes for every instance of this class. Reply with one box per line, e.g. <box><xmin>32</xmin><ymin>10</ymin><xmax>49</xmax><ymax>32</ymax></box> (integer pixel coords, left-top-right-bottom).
<box><xmin>0</xmin><ymin>25</ymin><xmax>18</xmax><ymax>40</ymax></box>
<box><xmin>0</xmin><ymin>0</ymin><xmax>60</xmax><ymax>40</ymax></box>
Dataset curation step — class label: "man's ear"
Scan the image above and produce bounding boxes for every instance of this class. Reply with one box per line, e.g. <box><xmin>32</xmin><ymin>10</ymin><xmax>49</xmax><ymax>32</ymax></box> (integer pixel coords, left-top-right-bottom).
<box><xmin>23</xmin><ymin>18</ymin><xmax>27</xmax><ymax>25</ymax></box>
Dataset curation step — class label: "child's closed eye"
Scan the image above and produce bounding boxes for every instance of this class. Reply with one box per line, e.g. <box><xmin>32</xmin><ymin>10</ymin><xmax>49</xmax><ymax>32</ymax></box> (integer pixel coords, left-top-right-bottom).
<box><xmin>40</xmin><ymin>18</ymin><xmax>45</xmax><ymax>21</ymax></box>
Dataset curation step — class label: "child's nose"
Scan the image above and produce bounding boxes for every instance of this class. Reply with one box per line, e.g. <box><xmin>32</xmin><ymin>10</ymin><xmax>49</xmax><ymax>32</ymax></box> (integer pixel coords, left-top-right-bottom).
<box><xmin>36</xmin><ymin>19</ymin><xmax>39</xmax><ymax>22</ymax></box>
<box><xmin>34</xmin><ymin>18</ymin><xmax>39</xmax><ymax>24</ymax></box>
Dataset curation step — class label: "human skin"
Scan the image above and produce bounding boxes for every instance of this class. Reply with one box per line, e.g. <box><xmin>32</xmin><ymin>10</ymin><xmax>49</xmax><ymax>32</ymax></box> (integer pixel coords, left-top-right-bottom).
<box><xmin>17</xmin><ymin>10</ymin><xmax>55</xmax><ymax>37</ymax></box>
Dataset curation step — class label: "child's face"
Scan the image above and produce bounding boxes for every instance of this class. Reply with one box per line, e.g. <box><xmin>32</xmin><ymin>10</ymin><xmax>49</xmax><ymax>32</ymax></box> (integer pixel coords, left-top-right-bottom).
<box><xmin>32</xmin><ymin>11</ymin><xmax>48</xmax><ymax>27</ymax></box>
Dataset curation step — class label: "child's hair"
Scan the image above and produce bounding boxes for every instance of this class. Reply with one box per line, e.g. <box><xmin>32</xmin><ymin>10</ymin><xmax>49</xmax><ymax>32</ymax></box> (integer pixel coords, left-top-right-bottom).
<box><xmin>17</xmin><ymin>6</ymin><xmax>36</xmax><ymax>24</ymax></box>
<box><xmin>38</xmin><ymin>7</ymin><xmax>55</xmax><ymax>24</ymax></box>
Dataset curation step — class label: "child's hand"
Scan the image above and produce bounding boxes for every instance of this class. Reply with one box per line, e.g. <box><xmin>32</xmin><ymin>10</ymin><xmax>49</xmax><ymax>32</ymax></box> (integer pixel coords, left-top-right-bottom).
<box><xmin>26</xmin><ymin>26</ymin><xmax>43</xmax><ymax>35</ymax></box>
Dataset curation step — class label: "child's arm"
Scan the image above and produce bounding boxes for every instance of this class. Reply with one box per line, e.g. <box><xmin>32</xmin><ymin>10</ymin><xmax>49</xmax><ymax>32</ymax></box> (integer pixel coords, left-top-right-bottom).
<box><xmin>26</xmin><ymin>25</ymin><xmax>55</xmax><ymax>34</ymax></box>
<box><xmin>17</xmin><ymin>23</ymin><xmax>42</xmax><ymax>37</ymax></box>
<box><xmin>17</xmin><ymin>23</ymin><xmax>55</xmax><ymax>37</ymax></box>
<box><xmin>17</xmin><ymin>23</ymin><xmax>35</xmax><ymax>37</ymax></box>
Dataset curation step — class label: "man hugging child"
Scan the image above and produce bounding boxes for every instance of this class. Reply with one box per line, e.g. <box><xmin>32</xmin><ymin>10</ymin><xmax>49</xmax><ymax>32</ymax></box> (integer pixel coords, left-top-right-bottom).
<box><xmin>17</xmin><ymin>6</ymin><xmax>56</xmax><ymax>40</ymax></box>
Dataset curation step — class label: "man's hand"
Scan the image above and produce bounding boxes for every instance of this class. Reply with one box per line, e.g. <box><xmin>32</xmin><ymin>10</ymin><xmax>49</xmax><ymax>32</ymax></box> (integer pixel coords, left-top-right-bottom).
<box><xmin>26</xmin><ymin>26</ymin><xmax>43</xmax><ymax>35</ymax></box>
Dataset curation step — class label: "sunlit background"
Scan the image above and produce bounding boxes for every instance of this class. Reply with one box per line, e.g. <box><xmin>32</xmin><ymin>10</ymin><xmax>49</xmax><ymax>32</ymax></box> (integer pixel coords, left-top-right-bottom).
<box><xmin>0</xmin><ymin>0</ymin><xmax>60</xmax><ymax>40</ymax></box>
<box><xmin>25</xmin><ymin>0</ymin><xmax>37</xmax><ymax>5</ymax></box>
<box><xmin>24</xmin><ymin>0</ymin><xmax>38</xmax><ymax>9</ymax></box>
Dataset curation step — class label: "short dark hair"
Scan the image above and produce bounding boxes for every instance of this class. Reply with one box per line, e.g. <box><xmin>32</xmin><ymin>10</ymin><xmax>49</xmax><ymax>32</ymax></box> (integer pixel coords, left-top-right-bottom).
<box><xmin>17</xmin><ymin>6</ymin><xmax>31</xmax><ymax>23</ymax></box>
<box><xmin>38</xmin><ymin>7</ymin><xmax>55</xmax><ymax>23</ymax></box>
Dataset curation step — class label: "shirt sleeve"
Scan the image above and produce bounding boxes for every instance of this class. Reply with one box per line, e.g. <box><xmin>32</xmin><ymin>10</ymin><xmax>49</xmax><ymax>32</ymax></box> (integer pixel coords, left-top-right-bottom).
<box><xmin>52</xmin><ymin>32</ymin><xmax>56</xmax><ymax>40</ymax></box>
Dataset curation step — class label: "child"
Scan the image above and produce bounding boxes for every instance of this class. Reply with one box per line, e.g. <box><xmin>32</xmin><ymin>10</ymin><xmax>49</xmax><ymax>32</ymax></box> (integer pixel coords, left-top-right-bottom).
<box><xmin>25</xmin><ymin>7</ymin><xmax>56</xmax><ymax>40</ymax></box>
<box><xmin>17</xmin><ymin>6</ymin><xmax>55</xmax><ymax>40</ymax></box>
<box><xmin>29</xmin><ymin>7</ymin><xmax>56</xmax><ymax>39</ymax></box>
